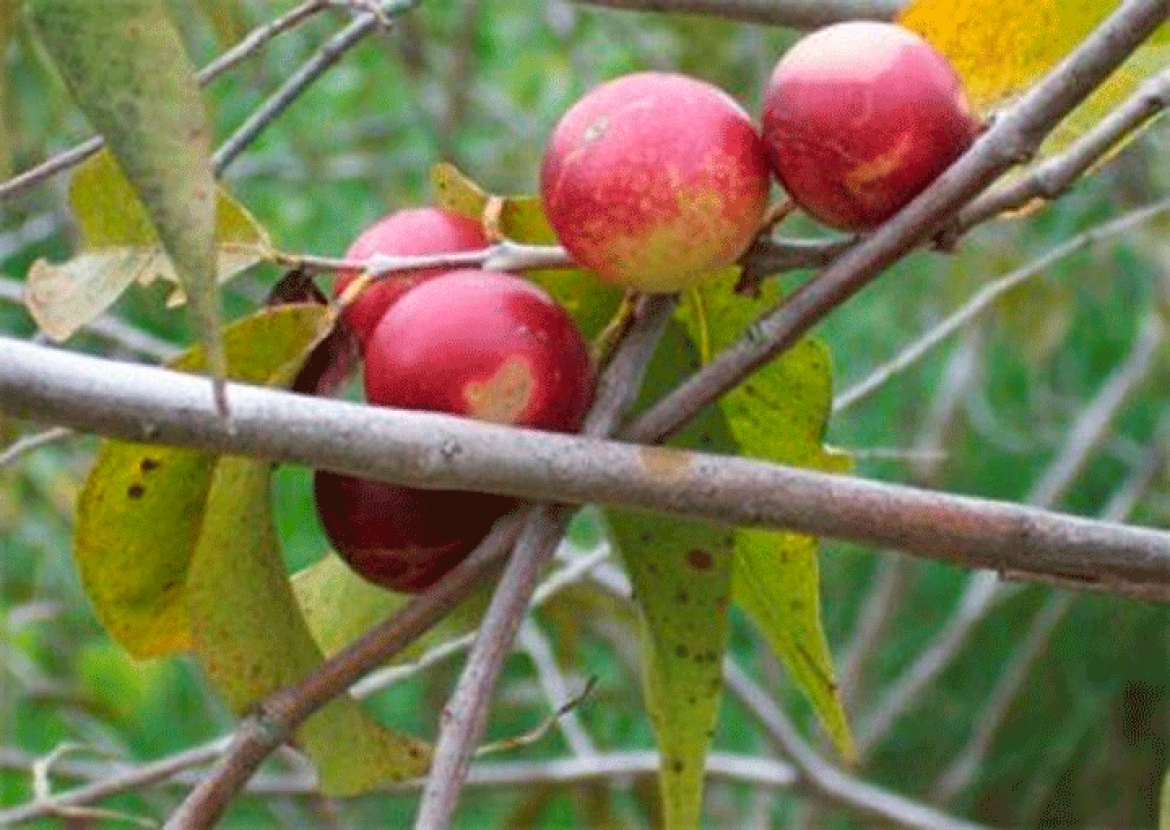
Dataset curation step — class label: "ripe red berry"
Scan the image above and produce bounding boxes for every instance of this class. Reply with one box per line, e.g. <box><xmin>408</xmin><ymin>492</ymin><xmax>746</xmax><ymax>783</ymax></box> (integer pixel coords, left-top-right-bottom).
<box><xmin>316</xmin><ymin>269</ymin><xmax>595</xmax><ymax>593</ymax></box>
<box><xmin>541</xmin><ymin>72</ymin><xmax>772</xmax><ymax>293</ymax></box>
<box><xmin>364</xmin><ymin>270</ymin><xmax>595</xmax><ymax>431</ymax></box>
<box><xmin>313</xmin><ymin>470</ymin><xmax>515</xmax><ymax>593</ymax></box>
<box><xmin>761</xmin><ymin>21</ymin><xmax>980</xmax><ymax>232</ymax></box>
<box><xmin>334</xmin><ymin>208</ymin><xmax>487</xmax><ymax>349</ymax></box>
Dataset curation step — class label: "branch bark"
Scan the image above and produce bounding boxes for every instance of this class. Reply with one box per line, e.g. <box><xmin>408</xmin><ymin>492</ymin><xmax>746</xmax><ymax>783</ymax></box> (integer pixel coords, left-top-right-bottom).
<box><xmin>4</xmin><ymin>336</ymin><xmax>1170</xmax><ymax>599</ymax></box>
<box><xmin>569</xmin><ymin>0</ymin><xmax>903</xmax><ymax>28</ymax></box>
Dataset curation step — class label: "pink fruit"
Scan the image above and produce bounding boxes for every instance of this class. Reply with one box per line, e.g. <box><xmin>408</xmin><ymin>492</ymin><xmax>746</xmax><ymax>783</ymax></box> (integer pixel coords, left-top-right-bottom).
<box><xmin>541</xmin><ymin>72</ymin><xmax>772</xmax><ymax>292</ymax></box>
<box><xmin>762</xmin><ymin>21</ymin><xmax>980</xmax><ymax>232</ymax></box>
<box><xmin>334</xmin><ymin>208</ymin><xmax>487</xmax><ymax>348</ymax></box>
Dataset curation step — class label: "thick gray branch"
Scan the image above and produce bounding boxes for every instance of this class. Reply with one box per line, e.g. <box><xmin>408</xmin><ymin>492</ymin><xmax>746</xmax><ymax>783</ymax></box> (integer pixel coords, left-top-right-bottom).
<box><xmin>570</xmin><ymin>0</ymin><xmax>903</xmax><ymax>28</ymax></box>
<box><xmin>3</xmin><ymin>336</ymin><xmax>1170</xmax><ymax>599</ymax></box>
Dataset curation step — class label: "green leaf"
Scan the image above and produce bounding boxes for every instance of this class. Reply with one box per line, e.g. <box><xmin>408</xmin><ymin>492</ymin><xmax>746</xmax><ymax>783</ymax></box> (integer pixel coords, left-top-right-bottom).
<box><xmin>0</xmin><ymin>0</ymin><xmax>22</xmax><ymax>180</ymax></box>
<box><xmin>607</xmin><ymin>321</ymin><xmax>738</xmax><ymax>829</ymax></box>
<box><xmin>677</xmin><ymin>273</ymin><xmax>854</xmax><ymax>761</ymax></box>
<box><xmin>429</xmin><ymin>162</ymin><xmax>623</xmax><ymax>339</ymax></box>
<box><xmin>74</xmin><ymin>305</ymin><xmax>330</xmax><ymax>658</ymax></box>
<box><xmin>292</xmin><ymin>552</ymin><xmax>492</xmax><ymax>660</ymax></box>
<box><xmin>188</xmin><ymin>458</ymin><xmax>429</xmax><ymax>795</ymax></box>
<box><xmin>610</xmin><ymin>513</ymin><xmax>734</xmax><ymax>830</ymax></box>
<box><xmin>25</xmin><ymin>149</ymin><xmax>272</xmax><ymax>342</ymax></box>
<box><xmin>28</xmin><ymin>0</ymin><xmax>227</xmax><ymax>396</ymax></box>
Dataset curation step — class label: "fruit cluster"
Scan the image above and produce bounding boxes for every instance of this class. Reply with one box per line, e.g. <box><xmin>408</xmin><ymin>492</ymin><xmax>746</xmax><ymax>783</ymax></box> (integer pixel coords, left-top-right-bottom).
<box><xmin>313</xmin><ymin>21</ymin><xmax>978</xmax><ymax>592</ymax></box>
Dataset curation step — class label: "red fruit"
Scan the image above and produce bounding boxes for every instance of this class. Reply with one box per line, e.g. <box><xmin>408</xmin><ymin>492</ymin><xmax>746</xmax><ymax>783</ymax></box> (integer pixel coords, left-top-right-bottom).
<box><xmin>541</xmin><ymin>72</ymin><xmax>771</xmax><ymax>293</ymax></box>
<box><xmin>365</xmin><ymin>270</ymin><xmax>595</xmax><ymax>431</ymax></box>
<box><xmin>761</xmin><ymin>21</ymin><xmax>980</xmax><ymax>232</ymax></box>
<box><xmin>334</xmin><ymin>208</ymin><xmax>487</xmax><ymax>348</ymax></box>
<box><xmin>313</xmin><ymin>470</ymin><xmax>515</xmax><ymax>593</ymax></box>
<box><xmin>317</xmin><ymin>270</ymin><xmax>594</xmax><ymax>593</ymax></box>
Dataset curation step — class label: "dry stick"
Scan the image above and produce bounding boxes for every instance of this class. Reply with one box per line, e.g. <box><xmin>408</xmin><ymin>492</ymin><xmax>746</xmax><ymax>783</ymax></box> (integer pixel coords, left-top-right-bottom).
<box><xmin>832</xmin><ymin>193</ymin><xmax>1170</xmax><ymax>412</ymax></box>
<box><xmin>855</xmin><ymin>309</ymin><xmax>1166</xmax><ymax>756</ymax></box>
<box><xmin>0</xmin><ymin>0</ymin><xmax>334</xmax><ymax>203</ymax></box>
<box><xmin>622</xmin><ymin>0</ymin><xmax>1170</xmax><ymax>448</ymax></box>
<box><xmin>0</xmin><ymin>749</ymin><xmax>803</xmax><ymax>821</ymax></box>
<box><xmin>722</xmin><ymin>661</ymin><xmax>984</xmax><ymax>830</ymax></box>
<box><xmin>569</xmin><ymin>0</ymin><xmax>903</xmax><ymax>28</ymax></box>
<box><xmin>6</xmin><ymin>334</ymin><xmax>1170</xmax><ymax>596</ymax></box>
<box><xmin>212</xmin><ymin>0</ymin><xmax>420</xmax><ymax>175</ymax></box>
<box><xmin>412</xmin><ymin>294</ymin><xmax>676</xmax><ymax>830</ymax></box>
<box><xmin>0</xmin><ymin>426</ymin><xmax>74</xmax><ymax>470</ymax></box>
<box><xmin>516</xmin><ymin>620</ymin><xmax>598</xmax><ymax>757</ymax></box>
<box><xmin>929</xmin><ymin>448</ymin><xmax>1163</xmax><ymax>805</ymax></box>
<box><xmin>161</xmin><ymin>294</ymin><xmax>677</xmax><ymax>830</ymax></box>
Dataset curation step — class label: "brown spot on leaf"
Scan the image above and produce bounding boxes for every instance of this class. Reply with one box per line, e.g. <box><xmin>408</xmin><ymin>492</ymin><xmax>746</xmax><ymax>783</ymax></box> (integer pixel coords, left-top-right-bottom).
<box><xmin>140</xmin><ymin>458</ymin><xmax>160</xmax><ymax>473</ymax></box>
<box><xmin>464</xmin><ymin>356</ymin><xmax>535</xmax><ymax>424</ymax></box>
<box><xmin>127</xmin><ymin>483</ymin><xmax>145</xmax><ymax>499</ymax></box>
<box><xmin>686</xmin><ymin>549</ymin><xmax>713</xmax><ymax>570</ymax></box>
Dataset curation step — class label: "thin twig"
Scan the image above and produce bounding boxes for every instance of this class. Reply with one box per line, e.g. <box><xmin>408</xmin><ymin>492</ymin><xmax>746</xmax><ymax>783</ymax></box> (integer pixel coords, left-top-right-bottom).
<box><xmin>955</xmin><ymin>67</ymin><xmax>1170</xmax><ymax>234</ymax></box>
<box><xmin>0</xmin><ymin>0</ymin><xmax>334</xmax><ymax>203</ymax></box>
<box><xmin>0</xmin><ymin>426</ymin><xmax>75</xmax><ymax>470</ymax></box>
<box><xmin>516</xmin><ymin>620</ymin><xmax>599</xmax><ymax>757</ymax></box>
<box><xmin>0</xmin><ymin>747</ymin><xmax>803</xmax><ymax>822</ymax></box>
<box><xmin>413</xmin><ymin>293</ymin><xmax>676</xmax><ymax>830</ymax></box>
<box><xmin>855</xmin><ymin>310</ymin><xmax>1165</xmax><ymax>754</ymax></box>
<box><xmin>621</xmin><ymin>0</ymin><xmax>1170</xmax><ymax>446</ymax></box>
<box><xmin>213</xmin><ymin>0</ymin><xmax>419</xmax><ymax>175</ymax></box>
<box><xmin>832</xmin><ymin>196</ymin><xmax>1170</xmax><ymax>413</ymax></box>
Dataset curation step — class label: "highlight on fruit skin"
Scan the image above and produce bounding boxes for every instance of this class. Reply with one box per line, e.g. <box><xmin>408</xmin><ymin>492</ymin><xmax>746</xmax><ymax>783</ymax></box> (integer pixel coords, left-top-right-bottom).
<box><xmin>315</xmin><ymin>268</ymin><xmax>596</xmax><ymax>593</ymax></box>
<box><xmin>333</xmin><ymin>207</ymin><xmax>488</xmax><ymax>350</ymax></box>
<box><xmin>540</xmin><ymin>71</ymin><xmax>772</xmax><ymax>293</ymax></box>
<box><xmin>761</xmin><ymin>21</ymin><xmax>980</xmax><ymax>232</ymax></box>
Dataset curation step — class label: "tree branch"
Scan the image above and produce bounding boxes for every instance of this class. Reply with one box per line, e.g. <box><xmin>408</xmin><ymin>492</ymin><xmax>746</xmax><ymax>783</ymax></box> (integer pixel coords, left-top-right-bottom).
<box><xmin>856</xmin><ymin>312</ymin><xmax>1165</xmax><ymax>754</ymax></box>
<box><xmin>621</xmin><ymin>0</ymin><xmax>1170</xmax><ymax>445</ymax></box>
<box><xmin>4</xmin><ymin>335</ymin><xmax>1170</xmax><ymax>600</ymax></box>
<box><xmin>569</xmin><ymin>0</ymin><xmax>903</xmax><ymax>28</ymax></box>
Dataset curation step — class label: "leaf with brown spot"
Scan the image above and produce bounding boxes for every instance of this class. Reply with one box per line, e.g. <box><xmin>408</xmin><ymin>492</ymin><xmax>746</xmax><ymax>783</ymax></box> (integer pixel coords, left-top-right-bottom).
<box><xmin>606</xmin><ymin>320</ymin><xmax>737</xmax><ymax>830</ymax></box>
<box><xmin>74</xmin><ymin>305</ymin><xmax>330</xmax><ymax>658</ymax></box>
<box><xmin>677</xmin><ymin>274</ymin><xmax>854</xmax><ymax>760</ymax></box>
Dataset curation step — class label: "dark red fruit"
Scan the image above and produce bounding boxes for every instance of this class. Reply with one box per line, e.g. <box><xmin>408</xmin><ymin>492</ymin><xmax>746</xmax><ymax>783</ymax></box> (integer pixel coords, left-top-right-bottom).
<box><xmin>316</xmin><ymin>269</ymin><xmax>594</xmax><ymax>593</ymax></box>
<box><xmin>334</xmin><ymin>208</ymin><xmax>488</xmax><ymax>349</ymax></box>
<box><xmin>364</xmin><ymin>269</ymin><xmax>595</xmax><ymax>431</ymax></box>
<box><xmin>313</xmin><ymin>470</ymin><xmax>515</xmax><ymax>593</ymax></box>
<box><xmin>761</xmin><ymin>21</ymin><xmax>979</xmax><ymax>232</ymax></box>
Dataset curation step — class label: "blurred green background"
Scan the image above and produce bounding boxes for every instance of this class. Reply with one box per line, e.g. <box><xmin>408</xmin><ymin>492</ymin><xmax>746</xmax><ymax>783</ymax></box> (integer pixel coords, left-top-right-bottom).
<box><xmin>2</xmin><ymin>1</ymin><xmax>1170</xmax><ymax>827</ymax></box>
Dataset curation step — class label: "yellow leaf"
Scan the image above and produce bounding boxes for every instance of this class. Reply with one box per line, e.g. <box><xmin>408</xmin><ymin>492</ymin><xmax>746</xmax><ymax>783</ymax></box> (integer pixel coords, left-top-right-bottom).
<box><xmin>901</xmin><ymin>0</ymin><xmax>1117</xmax><ymax>110</ymax></box>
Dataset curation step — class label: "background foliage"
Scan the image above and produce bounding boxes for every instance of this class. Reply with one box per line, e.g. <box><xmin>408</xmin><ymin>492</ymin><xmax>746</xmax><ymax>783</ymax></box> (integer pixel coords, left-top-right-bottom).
<box><xmin>2</xmin><ymin>1</ymin><xmax>1170</xmax><ymax>827</ymax></box>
